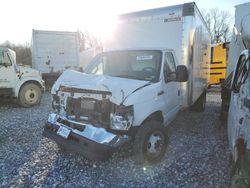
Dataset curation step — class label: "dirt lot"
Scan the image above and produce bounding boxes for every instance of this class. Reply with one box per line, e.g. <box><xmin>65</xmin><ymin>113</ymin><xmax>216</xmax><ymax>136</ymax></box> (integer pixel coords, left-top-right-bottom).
<box><xmin>0</xmin><ymin>90</ymin><xmax>231</xmax><ymax>188</ymax></box>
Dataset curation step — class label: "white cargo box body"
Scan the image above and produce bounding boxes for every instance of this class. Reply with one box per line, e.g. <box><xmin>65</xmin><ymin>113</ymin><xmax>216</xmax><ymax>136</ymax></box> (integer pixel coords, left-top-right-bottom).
<box><xmin>105</xmin><ymin>2</ymin><xmax>211</xmax><ymax>107</ymax></box>
<box><xmin>227</xmin><ymin>2</ymin><xmax>250</xmax><ymax>77</ymax></box>
<box><xmin>31</xmin><ymin>30</ymin><xmax>80</xmax><ymax>74</ymax></box>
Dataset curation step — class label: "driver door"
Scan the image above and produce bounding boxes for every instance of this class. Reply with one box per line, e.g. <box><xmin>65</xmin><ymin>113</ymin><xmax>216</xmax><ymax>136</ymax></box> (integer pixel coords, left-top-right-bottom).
<box><xmin>228</xmin><ymin>52</ymin><xmax>249</xmax><ymax>152</ymax></box>
<box><xmin>162</xmin><ymin>51</ymin><xmax>180</xmax><ymax>124</ymax></box>
<box><xmin>0</xmin><ymin>51</ymin><xmax>16</xmax><ymax>89</ymax></box>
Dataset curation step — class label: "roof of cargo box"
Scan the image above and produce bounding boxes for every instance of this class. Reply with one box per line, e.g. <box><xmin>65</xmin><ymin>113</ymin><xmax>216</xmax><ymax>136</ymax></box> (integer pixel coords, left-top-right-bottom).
<box><xmin>32</xmin><ymin>29</ymin><xmax>78</xmax><ymax>36</ymax></box>
<box><xmin>119</xmin><ymin>2</ymin><xmax>196</xmax><ymax>20</ymax></box>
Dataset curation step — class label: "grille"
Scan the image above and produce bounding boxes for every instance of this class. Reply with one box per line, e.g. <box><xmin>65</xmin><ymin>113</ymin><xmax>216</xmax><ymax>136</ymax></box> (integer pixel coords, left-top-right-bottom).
<box><xmin>66</xmin><ymin>97</ymin><xmax>111</xmax><ymax>126</ymax></box>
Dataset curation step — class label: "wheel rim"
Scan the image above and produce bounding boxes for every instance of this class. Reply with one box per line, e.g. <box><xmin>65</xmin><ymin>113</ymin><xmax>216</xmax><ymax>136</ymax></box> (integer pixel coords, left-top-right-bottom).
<box><xmin>24</xmin><ymin>88</ymin><xmax>39</xmax><ymax>104</ymax></box>
<box><xmin>146</xmin><ymin>131</ymin><xmax>165</xmax><ymax>157</ymax></box>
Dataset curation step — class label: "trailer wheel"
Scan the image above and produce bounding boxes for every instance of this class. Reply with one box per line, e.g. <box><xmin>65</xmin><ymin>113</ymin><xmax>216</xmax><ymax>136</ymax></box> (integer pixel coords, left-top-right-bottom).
<box><xmin>18</xmin><ymin>83</ymin><xmax>42</xmax><ymax>107</ymax></box>
<box><xmin>133</xmin><ymin>121</ymin><xmax>168</xmax><ymax>164</ymax></box>
<box><xmin>192</xmin><ymin>90</ymin><xmax>206</xmax><ymax>112</ymax></box>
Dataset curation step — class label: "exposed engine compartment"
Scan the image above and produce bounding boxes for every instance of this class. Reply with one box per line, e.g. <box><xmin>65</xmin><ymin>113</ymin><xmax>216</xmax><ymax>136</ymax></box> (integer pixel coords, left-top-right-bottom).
<box><xmin>52</xmin><ymin>86</ymin><xmax>134</xmax><ymax>131</ymax></box>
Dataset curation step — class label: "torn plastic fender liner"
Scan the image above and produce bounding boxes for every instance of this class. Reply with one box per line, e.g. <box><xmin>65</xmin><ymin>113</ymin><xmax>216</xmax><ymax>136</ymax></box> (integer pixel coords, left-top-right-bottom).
<box><xmin>43</xmin><ymin>113</ymin><xmax>130</xmax><ymax>160</ymax></box>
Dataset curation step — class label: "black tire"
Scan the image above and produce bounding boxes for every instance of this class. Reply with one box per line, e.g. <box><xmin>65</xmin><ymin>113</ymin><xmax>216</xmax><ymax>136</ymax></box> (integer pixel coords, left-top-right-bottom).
<box><xmin>18</xmin><ymin>83</ymin><xmax>42</xmax><ymax>107</ymax></box>
<box><xmin>133</xmin><ymin>121</ymin><xmax>168</xmax><ymax>164</ymax></box>
<box><xmin>192</xmin><ymin>90</ymin><xmax>206</xmax><ymax>112</ymax></box>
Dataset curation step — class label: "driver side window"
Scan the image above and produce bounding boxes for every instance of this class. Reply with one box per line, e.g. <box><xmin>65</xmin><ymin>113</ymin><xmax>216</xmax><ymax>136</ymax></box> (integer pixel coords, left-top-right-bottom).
<box><xmin>164</xmin><ymin>52</ymin><xmax>176</xmax><ymax>82</ymax></box>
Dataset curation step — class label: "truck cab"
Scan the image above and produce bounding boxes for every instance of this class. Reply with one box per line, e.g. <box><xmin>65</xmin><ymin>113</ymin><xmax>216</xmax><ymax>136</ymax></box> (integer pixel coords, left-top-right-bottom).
<box><xmin>43</xmin><ymin>48</ymin><xmax>191</xmax><ymax>163</ymax></box>
<box><xmin>220</xmin><ymin>2</ymin><xmax>250</xmax><ymax>186</ymax></box>
<box><xmin>0</xmin><ymin>47</ymin><xmax>44</xmax><ymax>107</ymax></box>
<box><xmin>228</xmin><ymin>50</ymin><xmax>250</xmax><ymax>187</ymax></box>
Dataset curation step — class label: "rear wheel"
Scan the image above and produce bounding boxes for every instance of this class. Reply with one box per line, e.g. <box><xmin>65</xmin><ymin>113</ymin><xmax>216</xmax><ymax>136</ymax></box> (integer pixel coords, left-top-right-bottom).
<box><xmin>133</xmin><ymin>121</ymin><xmax>168</xmax><ymax>164</ymax></box>
<box><xmin>18</xmin><ymin>83</ymin><xmax>42</xmax><ymax>107</ymax></box>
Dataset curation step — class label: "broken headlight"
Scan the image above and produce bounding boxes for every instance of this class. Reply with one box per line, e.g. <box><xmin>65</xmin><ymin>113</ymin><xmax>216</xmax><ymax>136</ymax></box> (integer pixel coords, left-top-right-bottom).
<box><xmin>110</xmin><ymin>105</ymin><xmax>134</xmax><ymax>131</ymax></box>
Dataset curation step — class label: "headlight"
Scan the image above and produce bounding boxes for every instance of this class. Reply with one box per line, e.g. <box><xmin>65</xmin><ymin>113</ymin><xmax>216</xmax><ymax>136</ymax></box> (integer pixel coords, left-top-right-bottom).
<box><xmin>110</xmin><ymin>105</ymin><xmax>134</xmax><ymax>131</ymax></box>
<box><xmin>48</xmin><ymin>113</ymin><xmax>59</xmax><ymax>124</ymax></box>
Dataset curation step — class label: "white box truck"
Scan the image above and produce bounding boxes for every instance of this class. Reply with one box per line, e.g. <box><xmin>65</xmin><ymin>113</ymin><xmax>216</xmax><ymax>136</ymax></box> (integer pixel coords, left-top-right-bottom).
<box><xmin>31</xmin><ymin>30</ymin><xmax>82</xmax><ymax>86</ymax></box>
<box><xmin>225</xmin><ymin>2</ymin><xmax>250</xmax><ymax>187</ymax></box>
<box><xmin>0</xmin><ymin>47</ymin><xmax>44</xmax><ymax>107</ymax></box>
<box><xmin>43</xmin><ymin>2</ymin><xmax>210</xmax><ymax>163</ymax></box>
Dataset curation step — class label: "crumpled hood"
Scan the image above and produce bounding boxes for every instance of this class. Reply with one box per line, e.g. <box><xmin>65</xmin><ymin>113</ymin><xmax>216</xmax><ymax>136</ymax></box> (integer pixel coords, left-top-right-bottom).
<box><xmin>52</xmin><ymin>70</ymin><xmax>149</xmax><ymax>105</ymax></box>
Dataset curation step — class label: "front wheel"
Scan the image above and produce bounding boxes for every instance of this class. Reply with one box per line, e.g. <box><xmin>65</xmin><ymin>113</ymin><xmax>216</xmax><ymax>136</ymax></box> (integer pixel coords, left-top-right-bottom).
<box><xmin>133</xmin><ymin>121</ymin><xmax>168</xmax><ymax>164</ymax></box>
<box><xmin>18</xmin><ymin>83</ymin><xmax>42</xmax><ymax>107</ymax></box>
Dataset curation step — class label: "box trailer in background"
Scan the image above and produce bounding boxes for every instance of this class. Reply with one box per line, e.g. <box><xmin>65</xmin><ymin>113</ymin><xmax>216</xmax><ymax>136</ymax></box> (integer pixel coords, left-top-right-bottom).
<box><xmin>209</xmin><ymin>42</ymin><xmax>229</xmax><ymax>86</ymax></box>
<box><xmin>31</xmin><ymin>30</ymin><xmax>98</xmax><ymax>86</ymax></box>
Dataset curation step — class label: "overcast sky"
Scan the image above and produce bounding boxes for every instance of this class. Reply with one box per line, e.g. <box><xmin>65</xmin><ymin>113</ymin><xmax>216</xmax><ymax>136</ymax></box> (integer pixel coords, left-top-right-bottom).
<box><xmin>1</xmin><ymin>0</ymin><xmax>248</xmax><ymax>44</ymax></box>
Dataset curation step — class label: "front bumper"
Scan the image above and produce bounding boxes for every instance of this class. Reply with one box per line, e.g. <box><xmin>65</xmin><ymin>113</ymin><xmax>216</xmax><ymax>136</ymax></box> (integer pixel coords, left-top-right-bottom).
<box><xmin>43</xmin><ymin>113</ymin><xmax>129</xmax><ymax>160</ymax></box>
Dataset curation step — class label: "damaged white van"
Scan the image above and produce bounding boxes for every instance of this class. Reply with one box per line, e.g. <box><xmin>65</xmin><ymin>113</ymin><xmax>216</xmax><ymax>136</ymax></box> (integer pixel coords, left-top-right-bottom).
<box><xmin>43</xmin><ymin>2</ymin><xmax>210</xmax><ymax>163</ymax></box>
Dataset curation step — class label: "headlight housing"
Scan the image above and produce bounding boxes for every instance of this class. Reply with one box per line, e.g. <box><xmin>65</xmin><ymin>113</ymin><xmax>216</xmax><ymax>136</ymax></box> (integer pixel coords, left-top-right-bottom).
<box><xmin>110</xmin><ymin>105</ymin><xmax>134</xmax><ymax>131</ymax></box>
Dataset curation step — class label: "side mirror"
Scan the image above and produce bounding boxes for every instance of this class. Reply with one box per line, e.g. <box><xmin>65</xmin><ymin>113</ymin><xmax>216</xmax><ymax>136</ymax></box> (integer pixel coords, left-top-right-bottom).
<box><xmin>176</xmin><ymin>65</ymin><xmax>188</xmax><ymax>82</ymax></box>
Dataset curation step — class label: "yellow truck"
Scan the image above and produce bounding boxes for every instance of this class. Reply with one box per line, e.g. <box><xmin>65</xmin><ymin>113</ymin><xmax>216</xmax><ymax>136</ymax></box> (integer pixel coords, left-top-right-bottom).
<box><xmin>209</xmin><ymin>42</ymin><xmax>229</xmax><ymax>86</ymax></box>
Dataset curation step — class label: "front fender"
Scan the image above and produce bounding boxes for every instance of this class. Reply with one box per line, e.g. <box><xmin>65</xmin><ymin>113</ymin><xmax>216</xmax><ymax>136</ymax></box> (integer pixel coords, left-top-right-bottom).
<box><xmin>123</xmin><ymin>82</ymin><xmax>166</xmax><ymax>126</ymax></box>
<box><xmin>14</xmin><ymin>77</ymin><xmax>45</xmax><ymax>97</ymax></box>
<box><xmin>132</xmin><ymin>94</ymin><xmax>166</xmax><ymax>126</ymax></box>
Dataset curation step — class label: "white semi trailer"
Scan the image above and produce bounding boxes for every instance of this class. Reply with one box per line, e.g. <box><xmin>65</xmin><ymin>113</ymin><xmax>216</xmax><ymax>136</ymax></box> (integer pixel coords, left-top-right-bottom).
<box><xmin>43</xmin><ymin>2</ymin><xmax>210</xmax><ymax>163</ymax></box>
<box><xmin>31</xmin><ymin>30</ymin><xmax>95</xmax><ymax>86</ymax></box>
<box><xmin>225</xmin><ymin>2</ymin><xmax>250</xmax><ymax>187</ymax></box>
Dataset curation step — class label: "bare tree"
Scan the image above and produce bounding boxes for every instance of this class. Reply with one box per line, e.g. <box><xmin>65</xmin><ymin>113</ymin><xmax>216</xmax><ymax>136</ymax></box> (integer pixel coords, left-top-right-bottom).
<box><xmin>202</xmin><ymin>8</ymin><xmax>233</xmax><ymax>44</ymax></box>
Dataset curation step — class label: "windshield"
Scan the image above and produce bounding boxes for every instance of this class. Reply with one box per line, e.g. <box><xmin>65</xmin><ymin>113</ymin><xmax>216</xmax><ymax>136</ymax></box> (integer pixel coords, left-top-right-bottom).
<box><xmin>85</xmin><ymin>50</ymin><xmax>162</xmax><ymax>82</ymax></box>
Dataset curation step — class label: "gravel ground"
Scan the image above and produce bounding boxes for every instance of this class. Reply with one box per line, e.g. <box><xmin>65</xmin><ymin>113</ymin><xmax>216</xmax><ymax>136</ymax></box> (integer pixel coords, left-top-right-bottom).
<box><xmin>0</xmin><ymin>90</ymin><xmax>231</xmax><ymax>188</ymax></box>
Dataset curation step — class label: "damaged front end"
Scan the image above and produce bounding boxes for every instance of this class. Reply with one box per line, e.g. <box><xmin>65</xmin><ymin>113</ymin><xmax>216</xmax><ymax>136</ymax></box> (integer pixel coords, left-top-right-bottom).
<box><xmin>43</xmin><ymin>85</ymin><xmax>133</xmax><ymax>160</ymax></box>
